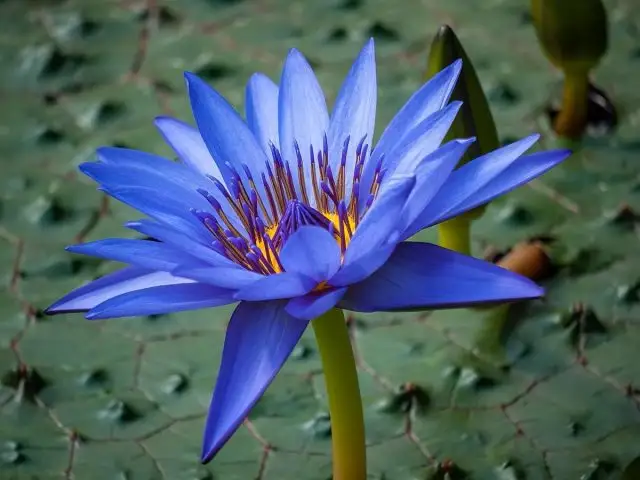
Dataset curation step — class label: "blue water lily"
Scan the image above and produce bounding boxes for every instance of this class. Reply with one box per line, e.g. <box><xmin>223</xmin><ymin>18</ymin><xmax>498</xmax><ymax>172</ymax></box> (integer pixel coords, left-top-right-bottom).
<box><xmin>47</xmin><ymin>39</ymin><xmax>570</xmax><ymax>463</ymax></box>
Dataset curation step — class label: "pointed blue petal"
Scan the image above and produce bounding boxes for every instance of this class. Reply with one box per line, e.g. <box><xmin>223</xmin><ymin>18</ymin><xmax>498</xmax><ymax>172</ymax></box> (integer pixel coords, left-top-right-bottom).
<box><xmin>202</xmin><ymin>300</ymin><xmax>308</xmax><ymax>462</ymax></box>
<box><xmin>329</xmin><ymin>244</ymin><xmax>395</xmax><ymax>288</ymax></box>
<box><xmin>172</xmin><ymin>266</ymin><xmax>264</xmax><ymax>290</ymax></box>
<box><xmin>246</xmin><ymin>73</ymin><xmax>280</xmax><ymax>154</ymax></box>
<box><xmin>278</xmin><ymin>49</ymin><xmax>329</xmax><ymax>207</ymax></box>
<box><xmin>45</xmin><ymin>267</ymin><xmax>194</xmax><ymax>314</ymax></box>
<box><xmin>340</xmin><ymin>242</ymin><xmax>543</xmax><ymax>312</ymax></box>
<box><xmin>286</xmin><ymin>287</ymin><xmax>347</xmax><ymax>320</ymax></box>
<box><xmin>184</xmin><ymin>72</ymin><xmax>268</xmax><ymax>199</ymax></box>
<box><xmin>66</xmin><ymin>239</ymin><xmax>203</xmax><ymax>272</ymax></box>
<box><xmin>101</xmin><ymin>186</ymin><xmax>210</xmax><ymax>244</ymax></box>
<box><xmin>386</xmin><ymin>101</ymin><xmax>462</xmax><ymax>177</ymax></box>
<box><xmin>401</xmin><ymin>138</ymin><xmax>474</xmax><ymax>229</ymax></box>
<box><xmin>429</xmin><ymin>149</ymin><xmax>572</xmax><ymax>226</ymax></box>
<box><xmin>279</xmin><ymin>226</ymin><xmax>341</xmax><ymax>283</ymax></box>
<box><xmin>233</xmin><ymin>272</ymin><xmax>316</xmax><ymax>301</ymax></box>
<box><xmin>126</xmin><ymin>220</ymin><xmax>234</xmax><ymax>268</ymax></box>
<box><xmin>327</xmin><ymin>38</ymin><xmax>377</xmax><ymax>197</ymax></box>
<box><xmin>342</xmin><ymin>175</ymin><xmax>415</xmax><ymax>270</ymax></box>
<box><xmin>85</xmin><ymin>283</ymin><xmax>234</xmax><ymax>319</ymax></box>
<box><xmin>154</xmin><ymin>116</ymin><xmax>224</xmax><ymax>180</ymax></box>
<box><xmin>402</xmin><ymin>134</ymin><xmax>542</xmax><ymax>238</ymax></box>
<box><xmin>361</xmin><ymin>60</ymin><xmax>461</xmax><ymax>196</ymax></box>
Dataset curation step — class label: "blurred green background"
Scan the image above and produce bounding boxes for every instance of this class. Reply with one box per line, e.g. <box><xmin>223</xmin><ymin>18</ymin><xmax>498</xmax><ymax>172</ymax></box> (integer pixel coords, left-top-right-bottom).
<box><xmin>1</xmin><ymin>0</ymin><xmax>640</xmax><ymax>478</ymax></box>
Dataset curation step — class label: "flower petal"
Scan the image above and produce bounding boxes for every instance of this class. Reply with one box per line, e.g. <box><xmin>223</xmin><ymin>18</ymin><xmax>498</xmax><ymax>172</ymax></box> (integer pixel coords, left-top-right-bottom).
<box><xmin>45</xmin><ymin>267</ymin><xmax>194</xmax><ymax>314</ymax></box>
<box><xmin>285</xmin><ymin>287</ymin><xmax>347</xmax><ymax>320</ymax></box>
<box><xmin>329</xmin><ymin>244</ymin><xmax>395</xmax><ymax>287</ymax></box>
<box><xmin>66</xmin><ymin>239</ymin><xmax>203</xmax><ymax>272</ymax></box>
<box><xmin>102</xmin><ymin>186</ymin><xmax>210</xmax><ymax>243</ymax></box>
<box><xmin>246</xmin><ymin>73</ymin><xmax>280</xmax><ymax>154</ymax></box>
<box><xmin>154</xmin><ymin>116</ymin><xmax>223</xmax><ymax>180</ymax></box>
<box><xmin>360</xmin><ymin>60</ymin><xmax>461</xmax><ymax>195</ymax></box>
<box><xmin>85</xmin><ymin>283</ymin><xmax>234</xmax><ymax>319</ymax></box>
<box><xmin>202</xmin><ymin>300</ymin><xmax>308</xmax><ymax>462</ymax></box>
<box><xmin>279</xmin><ymin>226</ymin><xmax>341</xmax><ymax>283</ymax></box>
<box><xmin>184</xmin><ymin>72</ymin><xmax>268</xmax><ymax>199</ymax></box>
<box><xmin>126</xmin><ymin>220</ymin><xmax>234</xmax><ymax>267</ymax></box>
<box><xmin>429</xmin><ymin>149</ymin><xmax>572</xmax><ymax>226</ymax></box>
<box><xmin>403</xmin><ymin>134</ymin><xmax>542</xmax><ymax>238</ymax></box>
<box><xmin>342</xmin><ymin>175</ymin><xmax>415</xmax><ymax>269</ymax></box>
<box><xmin>327</xmin><ymin>38</ymin><xmax>377</xmax><ymax>197</ymax></box>
<box><xmin>401</xmin><ymin>138</ymin><xmax>474</xmax><ymax>229</ymax></box>
<box><xmin>278</xmin><ymin>48</ymin><xmax>329</xmax><ymax>206</ymax></box>
<box><xmin>234</xmin><ymin>272</ymin><xmax>316</xmax><ymax>301</ymax></box>
<box><xmin>386</xmin><ymin>101</ymin><xmax>462</xmax><ymax>177</ymax></box>
<box><xmin>339</xmin><ymin>242</ymin><xmax>543</xmax><ymax>312</ymax></box>
<box><xmin>172</xmin><ymin>266</ymin><xmax>264</xmax><ymax>290</ymax></box>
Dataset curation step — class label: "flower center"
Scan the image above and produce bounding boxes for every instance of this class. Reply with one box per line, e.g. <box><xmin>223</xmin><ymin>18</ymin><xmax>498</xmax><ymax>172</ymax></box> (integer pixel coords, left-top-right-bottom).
<box><xmin>191</xmin><ymin>134</ymin><xmax>386</xmax><ymax>275</ymax></box>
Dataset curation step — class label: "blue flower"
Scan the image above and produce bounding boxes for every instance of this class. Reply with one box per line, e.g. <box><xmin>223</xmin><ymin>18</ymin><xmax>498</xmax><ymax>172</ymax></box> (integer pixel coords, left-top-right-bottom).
<box><xmin>46</xmin><ymin>39</ymin><xmax>570</xmax><ymax>462</ymax></box>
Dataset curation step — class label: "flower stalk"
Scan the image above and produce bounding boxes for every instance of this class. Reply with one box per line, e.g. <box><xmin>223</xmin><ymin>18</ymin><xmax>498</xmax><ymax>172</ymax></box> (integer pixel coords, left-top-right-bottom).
<box><xmin>438</xmin><ymin>216</ymin><xmax>471</xmax><ymax>255</ymax></box>
<box><xmin>554</xmin><ymin>71</ymin><xmax>590</xmax><ymax>140</ymax></box>
<box><xmin>312</xmin><ymin>308</ymin><xmax>366</xmax><ymax>480</ymax></box>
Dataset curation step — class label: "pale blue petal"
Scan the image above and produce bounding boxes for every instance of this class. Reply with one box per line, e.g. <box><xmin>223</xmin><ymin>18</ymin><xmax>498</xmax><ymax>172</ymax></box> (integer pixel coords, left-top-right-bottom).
<box><xmin>86</xmin><ymin>283</ymin><xmax>234</xmax><ymax>319</ymax></box>
<box><xmin>246</xmin><ymin>73</ymin><xmax>280</xmax><ymax>154</ymax></box>
<box><xmin>126</xmin><ymin>220</ymin><xmax>234</xmax><ymax>268</ymax></box>
<box><xmin>386</xmin><ymin>101</ymin><xmax>462</xmax><ymax>177</ymax></box>
<box><xmin>327</xmin><ymin>38</ymin><xmax>377</xmax><ymax>198</ymax></box>
<box><xmin>340</xmin><ymin>242</ymin><xmax>543</xmax><ymax>312</ymax></box>
<box><xmin>154</xmin><ymin>116</ymin><xmax>224</xmax><ymax>180</ymax></box>
<box><xmin>329</xmin><ymin>244</ymin><xmax>395</xmax><ymax>287</ymax></box>
<box><xmin>360</xmin><ymin>60</ymin><xmax>461</xmax><ymax>197</ymax></box>
<box><xmin>100</xmin><ymin>186</ymin><xmax>210</xmax><ymax>243</ymax></box>
<box><xmin>279</xmin><ymin>226</ymin><xmax>341</xmax><ymax>283</ymax></box>
<box><xmin>402</xmin><ymin>134</ymin><xmax>542</xmax><ymax>238</ymax></box>
<box><xmin>45</xmin><ymin>267</ymin><xmax>194</xmax><ymax>314</ymax></box>
<box><xmin>278</xmin><ymin>49</ymin><xmax>329</xmax><ymax>207</ymax></box>
<box><xmin>184</xmin><ymin>72</ymin><xmax>268</xmax><ymax>200</ymax></box>
<box><xmin>202</xmin><ymin>301</ymin><xmax>308</xmax><ymax>462</ymax></box>
<box><xmin>429</xmin><ymin>149</ymin><xmax>572</xmax><ymax>226</ymax></box>
<box><xmin>342</xmin><ymin>175</ymin><xmax>415</xmax><ymax>270</ymax></box>
<box><xmin>66</xmin><ymin>239</ymin><xmax>203</xmax><ymax>272</ymax></box>
<box><xmin>401</xmin><ymin>138</ymin><xmax>474</xmax><ymax>229</ymax></box>
<box><xmin>233</xmin><ymin>272</ymin><xmax>316</xmax><ymax>301</ymax></box>
<box><xmin>285</xmin><ymin>287</ymin><xmax>347</xmax><ymax>320</ymax></box>
<box><xmin>172</xmin><ymin>266</ymin><xmax>264</xmax><ymax>290</ymax></box>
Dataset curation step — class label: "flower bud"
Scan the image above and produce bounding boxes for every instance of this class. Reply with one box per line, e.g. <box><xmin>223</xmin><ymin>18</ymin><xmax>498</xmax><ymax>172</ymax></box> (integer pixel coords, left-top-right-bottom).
<box><xmin>530</xmin><ymin>0</ymin><xmax>608</xmax><ymax>74</ymax></box>
<box><xmin>426</xmin><ymin>25</ymin><xmax>500</xmax><ymax>220</ymax></box>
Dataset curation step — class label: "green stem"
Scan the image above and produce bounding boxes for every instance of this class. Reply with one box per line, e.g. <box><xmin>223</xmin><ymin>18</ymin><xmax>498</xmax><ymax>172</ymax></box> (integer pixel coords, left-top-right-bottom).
<box><xmin>437</xmin><ymin>216</ymin><xmax>472</xmax><ymax>255</ymax></box>
<box><xmin>312</xmin><ymin>308</ymin><xmax>366</xmax><ymax>480</ymax></box>
<box><xmin>554</xmin><ymin>71</ymin><xmax>590</xmax><ymax>140</ymax></box>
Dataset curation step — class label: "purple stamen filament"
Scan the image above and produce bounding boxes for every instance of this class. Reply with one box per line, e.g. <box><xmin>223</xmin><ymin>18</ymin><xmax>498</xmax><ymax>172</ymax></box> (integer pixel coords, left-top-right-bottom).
<box><xmin>192</xmin><ymin>135</ymin><xmax>383</xmax><ymax>275</ymax></box>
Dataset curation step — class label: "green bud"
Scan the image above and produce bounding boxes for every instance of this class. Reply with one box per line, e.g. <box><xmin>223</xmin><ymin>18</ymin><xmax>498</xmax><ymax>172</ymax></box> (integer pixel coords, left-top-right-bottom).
<box><xmin>530</xmin><ymin>0</ymin><xmax>608</xmax><ymax>74</ymax></box>
<box><xmin>426</xmin><ymin>25</ymin><xmax>500</xmax><ymax>222</ymax></box>
<box><xmin>426</xmin><ymin>25</ymin><xmax>500</xmax><ymax>166</ymax></box>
